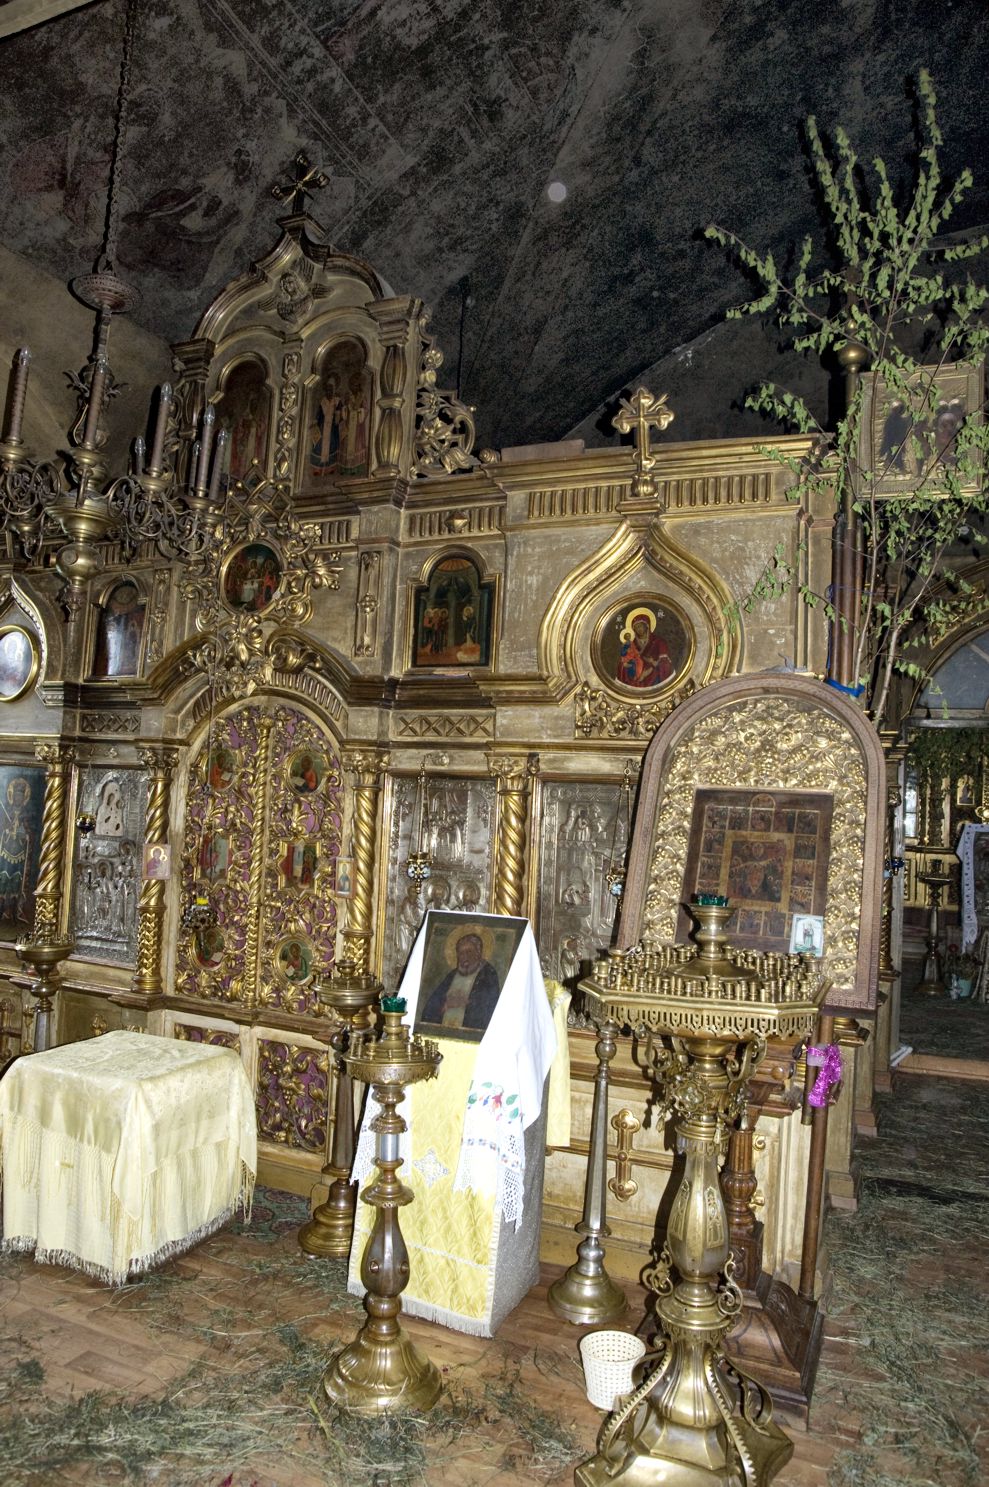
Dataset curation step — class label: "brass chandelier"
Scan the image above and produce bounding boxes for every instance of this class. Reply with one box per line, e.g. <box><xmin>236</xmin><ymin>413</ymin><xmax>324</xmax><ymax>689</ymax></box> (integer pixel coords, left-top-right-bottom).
<box><xmin>0</xmin><ymin>0</ymin><xmax>224</xmax><ymax>607</ymax></box>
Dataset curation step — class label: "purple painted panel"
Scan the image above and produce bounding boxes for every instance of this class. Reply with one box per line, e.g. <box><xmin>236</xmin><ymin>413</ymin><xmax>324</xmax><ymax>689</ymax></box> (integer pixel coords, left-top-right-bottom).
<box><xmin>256</xmin><ymin>1039</ymin><xmax>329</xmax><ymax>1152</ymax></box>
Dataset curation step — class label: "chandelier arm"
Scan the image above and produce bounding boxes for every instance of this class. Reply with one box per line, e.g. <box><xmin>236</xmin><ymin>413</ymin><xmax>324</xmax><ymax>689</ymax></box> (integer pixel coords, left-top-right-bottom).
<box><xmin>105</xmin><ymin>475</ymin><xmax>214</xmax><ymax>563</ymax></box>
<box><xmin>0</xmin><ymin>460</ymin><xmax>64</xmax><ymax>560</ymax></box>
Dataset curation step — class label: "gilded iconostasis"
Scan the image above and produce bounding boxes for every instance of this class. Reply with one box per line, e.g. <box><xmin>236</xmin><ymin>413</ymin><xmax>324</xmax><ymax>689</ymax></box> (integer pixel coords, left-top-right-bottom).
<box><xmin>0</xmin><ymin>198</ymin><xmax>836</xmax><ymax>1208</ymax></box>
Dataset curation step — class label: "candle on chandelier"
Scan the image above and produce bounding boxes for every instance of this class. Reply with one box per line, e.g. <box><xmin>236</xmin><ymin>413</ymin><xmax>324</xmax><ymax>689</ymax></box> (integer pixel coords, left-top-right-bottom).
<box><xmin>81</xmin><ymin>357</ymin><xmax>108</xmax><ymax>450</ymax></box>
<box><xmin>148</xmin><ymin>383</ymin><xmax>171</xmax><ymax>474</ymax></box>
<box><xmin>132</xmin><ymin>436</ymin><xmax>145</xmax><ymax>477</ymax></box>
<box><xmin>4</xmin><ymin>347</ymin><xmax>31</xmax><ymax>444</ymax></box>
<box><xmin>195</xmin><ymin>405</ymin><xmax>215</xmax><ymax>492</ymax></box>
<box><xmin>207</xmin><ymin>428</ymin><xmax>228</xmax><ymax>505</ymax></box>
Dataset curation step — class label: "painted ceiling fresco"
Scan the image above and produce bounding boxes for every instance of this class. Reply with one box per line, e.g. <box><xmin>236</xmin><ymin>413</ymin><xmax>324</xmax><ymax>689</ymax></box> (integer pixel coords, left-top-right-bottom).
<box><xmin>1</xmin><ymin>0</ymin><xmax>987</xmax><ymax>450</ymax></box>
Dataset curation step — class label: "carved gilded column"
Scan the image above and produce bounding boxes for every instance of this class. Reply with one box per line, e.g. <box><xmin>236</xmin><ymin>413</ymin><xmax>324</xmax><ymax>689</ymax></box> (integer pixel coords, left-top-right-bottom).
<box><xmin>131</xmin><ymin>745</ymin><xmax>180</xmax><ymax>997</ymax></box>
<box><xmin>342</xmin><ymin>748</ymin><xmax>390</xmax><ymax>974</ymax></box>
<box><xmin>17</xmin><ymin>742</ymin><xmax>76</xmax><ymax>1051</ymax></box>
<box><xmin>375</xmin><ymin>342</ymin><xmax>406</xmax><ymax>475</ymax></box>
<box><xmin>31</xmin><ymin>743</ymin><xmax>75</xmax><ymax>940</ymax></box>
<box><xmin>876</xmin><ymin>730</ymin><xmax>907</xmax><ymax>1093</ymax></box>
<box><xmin>367</xmin><ymin>299</ymin><xmax>419</xmax><ymax>480</ymax></box>
<box><xmin>242</xmin><ymin>714</ymin><xmax>275</xmax><ymax>1010</ymax></box>
<box><xmin>486</xmin><ymin>752</ymin><xmax>539</xmax><ymax>917</ymax></box>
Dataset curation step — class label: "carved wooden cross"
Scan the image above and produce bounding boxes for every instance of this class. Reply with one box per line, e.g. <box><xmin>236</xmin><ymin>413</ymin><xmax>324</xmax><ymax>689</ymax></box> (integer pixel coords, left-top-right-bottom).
<box><xmin>271</xmin><ymin>151</ymin><xmax>330</xmax><ymax>214</ymax></box>
<box><xmin>613</xmin><ymin>386</ymin><xmax>675</xmax><ymax>502</ymax></box>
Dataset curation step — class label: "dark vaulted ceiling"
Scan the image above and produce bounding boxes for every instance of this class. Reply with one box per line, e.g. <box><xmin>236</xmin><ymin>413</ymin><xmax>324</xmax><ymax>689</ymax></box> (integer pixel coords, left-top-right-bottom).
<box><xmin>1</xmin><ymin>0</ymin><xmax>987</xmax><ymax>452</ymax></box>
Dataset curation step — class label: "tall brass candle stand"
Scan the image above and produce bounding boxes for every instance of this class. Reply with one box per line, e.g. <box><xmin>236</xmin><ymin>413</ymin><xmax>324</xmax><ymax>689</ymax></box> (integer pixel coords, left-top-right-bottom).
<box><xmin>549</xmin><ymin>1011</ymin><xmax>627</xmax><ymax>1325</ymax></box>
<box><xmin>573</xmin><ymin>900</ymin><xmax>826</xmax><ymax>1487</ymax></box>
<box><xmin>300</xmin><ymin>959</ymin><xmax>382</xmax><ymax>1258</ymax></box>
<box><xmin>916</xmin><ymin>863</ymin><xmax>952</xmax><ymax>997</ymax></box>
<box><xmin>15</xmin><ymin>942</ymin><xmax>71</xmax><ymax>1053</ymax></box>
<box><xmin>321</xmin><ymin>998</ymin><xmax>443</xmax><ymax>1414</ymax></box>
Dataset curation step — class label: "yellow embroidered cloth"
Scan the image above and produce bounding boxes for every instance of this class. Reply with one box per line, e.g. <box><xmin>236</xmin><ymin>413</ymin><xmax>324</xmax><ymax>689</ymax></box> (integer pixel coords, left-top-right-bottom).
<box><xmin>543</xmin><ymin>979</ymin><xmax>572</xmax><ymax>1148</ymax></box>
<box><xmin>0</xmin><ymin>1031</ymin><xmax>256</xmax><ymax>1285</ymax></box>
<box><xmin>351</xmin><ymin>1036</ymin><xmax>500</xmax><ymax>1332</ymax></box>
<box><xmin>349</xmin><ymin>973</ymin><xmax>572</xmax><ymax>1334</ymax></box>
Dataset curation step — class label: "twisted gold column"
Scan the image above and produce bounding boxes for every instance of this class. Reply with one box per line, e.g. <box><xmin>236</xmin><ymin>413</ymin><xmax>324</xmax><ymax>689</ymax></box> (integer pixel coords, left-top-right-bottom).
<box><xmin>242</xmin><ymin>714</ymin><xmax>275</xmax><ymax>1009</ymax></box>
<box><xmin>32</xmin><ymin>743</ymin><xmax>75</xmax><ymax>939</ymax></box>
<box><xmin>342</xmin><ymin>748</ymin><xmax>390</xmax><ymax>973</ymax></box>
<box><xmin>486</xmin><ymin>752</ymin><xmax>538</xmax><ymax>917</ymax></box>
<box><xmin>131</xmin><ymin>746</ymin><xmax>180</xmax><ymax>996</ymax></box>
<box><xmin>17</xmin><ymin>742</ymin><xmax>76</xmax><ymax>1050</ymax></box>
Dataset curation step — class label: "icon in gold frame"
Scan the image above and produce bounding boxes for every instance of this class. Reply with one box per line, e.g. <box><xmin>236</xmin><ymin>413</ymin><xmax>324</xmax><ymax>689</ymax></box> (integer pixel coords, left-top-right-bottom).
<box><xmin>0</xmin><ymin>625</ymin><xmax>40</xmax><ymax>703</ymax></box>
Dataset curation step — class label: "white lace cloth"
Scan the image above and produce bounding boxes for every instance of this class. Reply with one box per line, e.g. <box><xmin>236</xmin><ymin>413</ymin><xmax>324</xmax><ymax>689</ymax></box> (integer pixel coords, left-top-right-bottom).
<box><xmin>354</xmin><ymin>912</ymin><xmax>556</xmax><ymax>1228</ymax></box>
<box><xmin>956</xmin><ymin>822</ymin><xmax>989</xmax><ymax>951</ymax></box>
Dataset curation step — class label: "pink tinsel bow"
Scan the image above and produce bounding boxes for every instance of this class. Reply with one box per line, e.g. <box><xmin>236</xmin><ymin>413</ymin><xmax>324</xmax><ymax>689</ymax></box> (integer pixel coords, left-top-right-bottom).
<box><xmin>806</xmin><ymin>1042</ymin><xmax>842</xmax><ymax>1108</ymax></box>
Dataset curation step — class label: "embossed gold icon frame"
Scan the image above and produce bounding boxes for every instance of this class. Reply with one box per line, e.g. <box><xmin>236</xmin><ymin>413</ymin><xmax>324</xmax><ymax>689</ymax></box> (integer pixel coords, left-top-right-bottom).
<box><xmin>590</xmin><ymin>590</ymin><xmax>696</xmax><ymax>702</ymax></box>
<box><xmin>0</xmin><ymin>624</ymin><xmax>40</xmax><ymax>704</ymax></box>
<box><xmin>219</xmin><ymin>538</ymin><xmax>285</xmax><ymax>617</ymax></box>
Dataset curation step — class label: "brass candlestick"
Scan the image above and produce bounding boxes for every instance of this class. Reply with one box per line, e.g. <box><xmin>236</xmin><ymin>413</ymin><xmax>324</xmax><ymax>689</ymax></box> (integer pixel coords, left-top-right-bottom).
<box><xmin>321</xmin><ymin>999</ymin><xmax>443</xmax><ymax>1414</ymax></box>
<box><xmin>916</xmin><ymin>866</ymin><xmax>952</xmax><ymax>997</ymax></box>
<box><xmin>548</xmin><ymin>1011</ymin><xmax>627</xmax><ymax>1326</ymax></box>
<box><xmin>573</xmin><ymin>899</ymin><xmax>827</xmax><ymax>1487</ymax></box>
<box><xmin>299</xmin><ymin>959</ymin><xmax>382</xmax><ymax>1259</ymax></box>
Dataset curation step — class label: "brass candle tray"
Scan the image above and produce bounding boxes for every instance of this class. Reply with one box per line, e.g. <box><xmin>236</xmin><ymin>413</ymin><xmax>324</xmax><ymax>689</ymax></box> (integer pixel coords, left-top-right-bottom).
<box><xmin>580</xmin><ymin>935</ymin><xmax>828</xmax><ymax>1044</ymax></box>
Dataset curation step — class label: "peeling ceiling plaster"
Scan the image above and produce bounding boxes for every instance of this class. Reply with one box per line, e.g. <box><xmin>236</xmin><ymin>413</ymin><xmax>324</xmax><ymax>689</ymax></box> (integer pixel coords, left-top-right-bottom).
<box><xmin>1</xmin><ymin>0</ymin><xmax>987</xmax><ymax>451</ymax></box>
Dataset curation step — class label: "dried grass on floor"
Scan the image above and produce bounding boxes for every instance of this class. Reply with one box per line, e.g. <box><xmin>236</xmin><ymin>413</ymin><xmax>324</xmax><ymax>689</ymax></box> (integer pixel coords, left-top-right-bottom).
<box><xmin>0</xmin><ymin>1193</ymin><xmax>585</xmax><ymax>1487</ymax></box>
<box><xmin>818</xmin><ymin>1078</ymin><xmax>989</xmax><ymax>1487</ymax></box>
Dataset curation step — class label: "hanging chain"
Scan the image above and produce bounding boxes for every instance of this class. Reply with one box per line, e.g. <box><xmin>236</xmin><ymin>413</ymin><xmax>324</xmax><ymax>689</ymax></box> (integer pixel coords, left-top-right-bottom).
<box><xmin>99</xmin><ymin>0</ymin><xmax>138</xmax><ymax>271</ymax></box>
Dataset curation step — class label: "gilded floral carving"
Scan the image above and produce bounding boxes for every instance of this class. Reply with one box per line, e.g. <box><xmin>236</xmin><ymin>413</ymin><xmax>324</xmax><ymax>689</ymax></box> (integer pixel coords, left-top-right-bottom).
<box><xmin>256</xmin><ymin>1039</ymin><xmax>329</xmax><ymax>1151</ymax></box>
<box><xmin>642</xmin><ymin>697</ymin><xmax>867</xmax><ymax>996</ymax></box>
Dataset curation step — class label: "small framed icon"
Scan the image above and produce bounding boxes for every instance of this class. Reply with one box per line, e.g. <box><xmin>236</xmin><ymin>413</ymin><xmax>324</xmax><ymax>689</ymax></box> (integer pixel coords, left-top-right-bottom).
<box><xmin>0</xmin><ymin>625</ymin><xmax>40</xmax><ymax>703</ymax></box>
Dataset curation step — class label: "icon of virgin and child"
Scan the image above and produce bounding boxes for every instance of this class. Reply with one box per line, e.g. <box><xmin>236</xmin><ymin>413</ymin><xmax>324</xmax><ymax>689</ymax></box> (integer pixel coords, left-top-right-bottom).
<box><xmin>615</xmin><ymin>606</ymin><xmax>676</xmax><ymax>689</ymax></box>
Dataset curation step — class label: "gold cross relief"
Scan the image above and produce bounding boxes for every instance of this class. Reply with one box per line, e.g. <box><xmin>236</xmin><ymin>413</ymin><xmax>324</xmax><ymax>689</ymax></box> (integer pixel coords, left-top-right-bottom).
<box><xmin>271</xmin><ymin>152</ymin><xmax>330</xmax><ymax>215</ymax></box>
<box><xmin>613</xmin><ymin>387</ymin><xmax>675</xmax><ymax>503</ymax></box>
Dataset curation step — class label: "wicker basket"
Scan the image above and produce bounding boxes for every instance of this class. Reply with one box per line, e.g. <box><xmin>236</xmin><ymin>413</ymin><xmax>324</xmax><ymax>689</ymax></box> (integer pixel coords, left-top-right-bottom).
<box><xmin>578</xmin><ymin>1329</ymin><xmax>646</xmax><ymax>1410</ymax></box>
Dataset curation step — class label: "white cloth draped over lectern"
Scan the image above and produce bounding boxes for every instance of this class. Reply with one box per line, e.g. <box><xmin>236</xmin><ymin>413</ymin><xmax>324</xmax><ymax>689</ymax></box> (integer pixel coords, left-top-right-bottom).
<box><xmin>349</xmin><ymin>912</ymin><xmax>559</xmax><ymax>1335</ymax></box>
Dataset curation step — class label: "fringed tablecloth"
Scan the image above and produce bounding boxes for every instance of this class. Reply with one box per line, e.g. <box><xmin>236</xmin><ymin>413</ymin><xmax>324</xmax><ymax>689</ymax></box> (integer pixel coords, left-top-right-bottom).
<box><xmin>0</xmin><ymin>1030</ymin><xmax>256</xmax><ymax>1285</ymax></box>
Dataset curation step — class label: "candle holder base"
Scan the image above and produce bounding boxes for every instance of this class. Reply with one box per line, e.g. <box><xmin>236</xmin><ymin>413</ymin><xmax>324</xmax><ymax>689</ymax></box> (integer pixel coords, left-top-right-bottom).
<box><xmin>322</xmin><ymin>1312</ymin><xmax>442</xmax><ymax>1414</ymax></box>
<box><xmin>574</xmin><ymin>1357</ymin><xmax>793</xmax><ymax>1486</ymax></box>
<box><xmin>548</xmin><ymin>1236</ymin><xmax>627</xmax><ymax>1326</ymax></box>
<box><xmin>299</xmin><ymin>961</ymin><xmax>382</xmax><ymax>1261</ymax></box>
<box><xmin>299</xmin><ymin>1179</ymin><xmax>357</xmax><ymax>1259</ymax></box>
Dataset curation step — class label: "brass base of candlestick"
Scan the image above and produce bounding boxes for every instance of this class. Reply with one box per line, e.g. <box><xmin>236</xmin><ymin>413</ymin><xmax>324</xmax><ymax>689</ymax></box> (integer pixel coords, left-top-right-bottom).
<box><xmin>299</xmin><ymin>1179</ymin><xmax>357</xmax><ymax>1259</ymax></box>
<box><xmin>322</xmin><ymin>1304</ymin><xmax>442</xmax><ymax>1414</ymax></box>
<box><xmin>915</xmin><ymin>976</ymin><xmax>948</xmax><ymax>998</ymax></box>
<box><xmin>574</xmin><ymin>1356</ymin><xmax>793</xmax><ymax>1487</ymax></box>
<box><xmin>550</xmin><ymin>1014</ymin><xmax>627</xmax><ymax>1328</ymax></box>
<box><xmin>916</xmin><ymin>872</ymin><xmax>951</xmax><ymax>998</ymax></box>
<box><xmin>299</xmin><ymin>960</ymin><xmax>382</xmax><ymax>1260</ymax></box>
<box><xmin>548</xmin><ymin>1230</ymin><xmax>627</xmax><ymax>1326</ymax></box>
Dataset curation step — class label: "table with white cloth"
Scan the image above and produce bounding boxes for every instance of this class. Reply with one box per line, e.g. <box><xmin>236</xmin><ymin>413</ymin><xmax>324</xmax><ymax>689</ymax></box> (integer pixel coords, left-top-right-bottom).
<box><xmin>0</xmin><ymin>1030</ymin><xmax>257</xmax><ymax>1285</ymax></box>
